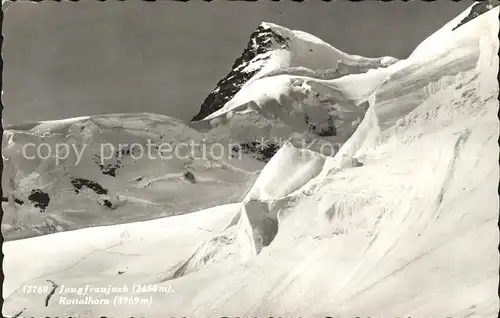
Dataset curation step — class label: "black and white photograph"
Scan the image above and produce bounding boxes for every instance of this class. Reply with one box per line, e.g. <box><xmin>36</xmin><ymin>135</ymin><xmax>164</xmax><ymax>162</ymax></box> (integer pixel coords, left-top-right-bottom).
<box><xmin>1</xmin><ymin>0</ymin><xmax>499</xmax><ymax>317</ymax></box>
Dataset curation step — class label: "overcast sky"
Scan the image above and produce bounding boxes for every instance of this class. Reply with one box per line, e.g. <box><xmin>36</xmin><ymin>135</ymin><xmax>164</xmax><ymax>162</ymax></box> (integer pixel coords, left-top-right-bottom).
<box><xmin>2</xmin><ymin>1</ymin><xmax>472</xmax><ymax>125</ymax></box>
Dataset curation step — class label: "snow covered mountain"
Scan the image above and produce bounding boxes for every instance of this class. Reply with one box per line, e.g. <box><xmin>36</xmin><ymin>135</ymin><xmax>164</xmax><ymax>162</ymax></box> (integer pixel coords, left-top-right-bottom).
<box><xmin>2</xmin><ymin>113</ymin><xmax>265</xmax><ymax>240</ymax></box>
<box><xmin>192</xmin><ymin>21</ymin><xmax>397</xmax><ymax>121</ymax></box>
<box><xmin>3</xmin><ymin>3</ymin><xmax>499</xmax><ymax>317</ymax></box>
<box><xmin>2</xmin><ymin>20</ymin><xmax>398</xmax><ymax>241</ymax></box>
<box><xmin>191</xmin><ymin>23</ymin><xmax>401</xmax><ymax>168</ymax></box>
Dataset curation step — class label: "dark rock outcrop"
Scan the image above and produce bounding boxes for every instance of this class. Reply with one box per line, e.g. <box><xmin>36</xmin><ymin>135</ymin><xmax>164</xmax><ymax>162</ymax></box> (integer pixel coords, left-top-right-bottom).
<box><xmin>28</xmin><ymin>189</ymin><xmax>51</xmax><ymax>213</ymax></box>
<box><xmin>452</xmin><ymin>0</ymin><xmax>499</xmax><ymax>31</ymax></box>
<box><xmin>71</xmin><ymin>178</ymin><xmax>109</xmax><ymax>195</ymax></box>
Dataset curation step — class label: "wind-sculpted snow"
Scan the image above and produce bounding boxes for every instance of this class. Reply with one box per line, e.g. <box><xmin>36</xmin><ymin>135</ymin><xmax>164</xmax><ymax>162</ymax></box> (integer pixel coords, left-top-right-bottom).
<box><xmin>197</xmin><ymin>73</ymin><xmax>375</xmax><ymax>161</ymax></box>
<box><xmin>254</xmin><ymin>56</ymin><xmax>398</xmax><ymax>83</ymax></box>
<box><xmin>169</xmin><ymin>144</ymin><xmax>328</xmax><ymax>280</ymax></box>
<box><xmin>3</xmin><ymin>5</ymin><xmax>499</xmax><ymax>317</ymax></box>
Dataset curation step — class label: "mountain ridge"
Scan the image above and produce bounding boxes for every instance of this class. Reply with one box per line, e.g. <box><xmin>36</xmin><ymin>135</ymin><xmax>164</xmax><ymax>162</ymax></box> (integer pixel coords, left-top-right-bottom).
<box><xmin>2</xmin><ymin>4</ymin><xmax>499</xmax><ymax>317</ymax></box>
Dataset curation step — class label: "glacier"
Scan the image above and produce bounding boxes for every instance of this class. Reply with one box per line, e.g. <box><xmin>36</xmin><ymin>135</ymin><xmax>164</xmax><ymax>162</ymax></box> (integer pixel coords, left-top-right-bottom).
<box><xmin>2</xmin><ymin>3</ymin><xmax>499</xmax><ymax>317</ymax></box>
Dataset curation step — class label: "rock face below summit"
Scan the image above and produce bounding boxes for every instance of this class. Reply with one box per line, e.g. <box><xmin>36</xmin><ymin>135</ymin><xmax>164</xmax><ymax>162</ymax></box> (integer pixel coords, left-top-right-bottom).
<box><xmin>191</xmin><ymin>24</ymin><xmax>288</xmax><ymax>121</ymax></box>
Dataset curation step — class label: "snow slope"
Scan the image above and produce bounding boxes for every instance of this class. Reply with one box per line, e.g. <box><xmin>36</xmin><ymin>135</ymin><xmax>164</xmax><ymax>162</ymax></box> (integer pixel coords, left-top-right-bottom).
<box><xmin>3</xmin><ymin>4</ymin><xmax>499</xmax><ymax>317</ymax></box>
